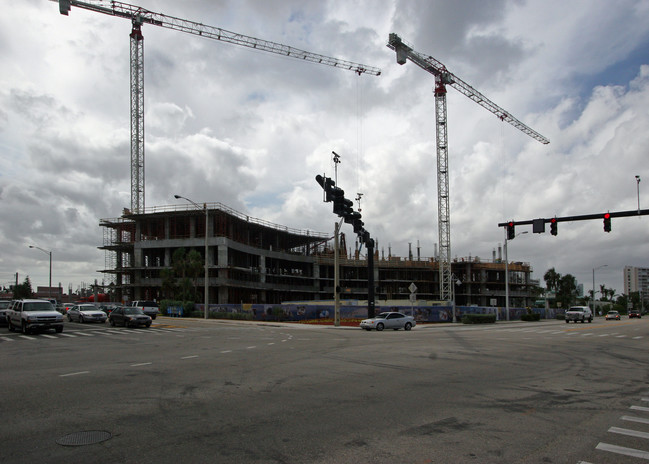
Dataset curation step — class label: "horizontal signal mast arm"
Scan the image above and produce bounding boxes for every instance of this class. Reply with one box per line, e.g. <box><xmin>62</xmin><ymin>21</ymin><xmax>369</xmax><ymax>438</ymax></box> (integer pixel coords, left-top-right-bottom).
<box><xmin>387</xmin><ymin>33</ymin><xmax>548</xmax><ymax>144</ymax></box>
<box><xmin>56</xmin><ymin>0</ymin><xmax>382</xmax><ymax>76</ymax></box>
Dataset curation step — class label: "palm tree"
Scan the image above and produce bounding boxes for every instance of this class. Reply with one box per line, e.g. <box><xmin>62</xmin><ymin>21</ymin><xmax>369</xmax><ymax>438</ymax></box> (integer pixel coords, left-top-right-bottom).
<box><xmin>544</xmin><ymin>268</ymin><xmax>561</xmax><ymax>292</ymax></box>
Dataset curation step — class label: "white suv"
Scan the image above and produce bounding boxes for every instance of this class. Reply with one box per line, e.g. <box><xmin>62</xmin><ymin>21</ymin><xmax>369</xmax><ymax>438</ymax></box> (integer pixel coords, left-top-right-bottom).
<box><xmin>7</xmin><ymin>299</ymin><xmax>64</xmax><ymax>334</ymax></box>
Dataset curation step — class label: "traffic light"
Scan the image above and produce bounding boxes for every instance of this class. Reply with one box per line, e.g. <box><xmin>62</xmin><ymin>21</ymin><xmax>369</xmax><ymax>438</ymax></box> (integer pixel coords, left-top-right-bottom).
<box><xmin>315</xmin><ymin>175</ymin><xmax>336</xmax><ymax>202</ymax></box>
<box><xmin>603</xmin><ymin>212</ymin><xmax>611</xmax><ymax>232</ymax></box>
<box><xmin>353</xmin><ymin>217</ymin><xmax>365</xmax><ymax>234</ymax></box>
<box><xmin>550</xmin><ymin>217</ymin><xmax>558</xmax><ymax>236</ymax></box>
<box><xmin>332</xmin><ymin>187</ymin><xmax>346</xmax><ymax>215</ymax></box>
<box><xmin>507</xmin><ymin>221</ymin><xmax>515</xmax><ymax>240</ymax></box>
<box><xmin>341</xmin><ymin>198</ymin><xmax>354</xmax><ymax>219</ymax></box>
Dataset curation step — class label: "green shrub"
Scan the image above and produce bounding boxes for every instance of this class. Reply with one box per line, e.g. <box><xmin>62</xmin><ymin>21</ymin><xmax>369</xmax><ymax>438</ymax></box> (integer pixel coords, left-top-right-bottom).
<box><xmin>461</xmin><ymin>314</ymin><xmax>496</xmax><ymax>324</ymax></box>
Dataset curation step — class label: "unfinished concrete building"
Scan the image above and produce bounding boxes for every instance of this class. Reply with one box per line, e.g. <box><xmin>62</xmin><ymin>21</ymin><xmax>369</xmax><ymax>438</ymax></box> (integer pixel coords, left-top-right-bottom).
<box><xmin>99</xmin><ymin>203</ymin><xmax>538</xmax><ymax>307</ymax></box>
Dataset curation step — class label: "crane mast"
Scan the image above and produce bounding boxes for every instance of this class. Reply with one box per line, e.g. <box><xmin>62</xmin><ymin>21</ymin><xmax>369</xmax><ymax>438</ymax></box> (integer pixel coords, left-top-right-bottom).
<box><xmin>56</xmin><ymin>0</ymin><xmax>381</xmax><ymax>213</ymax></box>
<box><xmin>387</xmin><ymin>33</ymin><xmax>549</xmax><ymax>302</ymax></box>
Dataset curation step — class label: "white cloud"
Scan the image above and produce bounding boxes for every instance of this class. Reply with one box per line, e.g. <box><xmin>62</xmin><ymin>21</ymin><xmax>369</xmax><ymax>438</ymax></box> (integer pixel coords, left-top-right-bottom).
<box><xmin>1</xmin><ymin>0</ymin><xmax>648</xmax><ymax>296</ymax></box>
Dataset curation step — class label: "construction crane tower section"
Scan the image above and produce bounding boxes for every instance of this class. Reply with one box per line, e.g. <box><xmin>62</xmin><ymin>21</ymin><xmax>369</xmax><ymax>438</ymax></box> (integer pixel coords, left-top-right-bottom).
<box><xmin>56</xmin><ymin>0</ymin><xmax>382</xmax><ymax>214</ymax></box>
<box><xmin>387</xmin><ymin>33</ymin><xmax>549</xmax><ymax>302</ymax></box>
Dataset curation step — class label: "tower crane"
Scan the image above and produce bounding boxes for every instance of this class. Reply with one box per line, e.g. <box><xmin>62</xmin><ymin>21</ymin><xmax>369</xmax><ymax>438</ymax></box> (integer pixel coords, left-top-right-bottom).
<box><xmin>54</xmin><ymin>0</ymin><xmax>382</xmax><ymax>214</ymax></box>
<box><xmin>387</xmin><ymin>33</ymin><xmax>549</xmax><ymax>302</ymax></box>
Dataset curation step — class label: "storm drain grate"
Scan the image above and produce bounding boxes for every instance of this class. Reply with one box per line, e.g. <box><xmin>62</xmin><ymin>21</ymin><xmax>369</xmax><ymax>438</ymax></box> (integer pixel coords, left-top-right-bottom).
<box><xmin>56</xmin><ymin>430</ymin><xmax>112</xmax><ymax>446</ymax></box>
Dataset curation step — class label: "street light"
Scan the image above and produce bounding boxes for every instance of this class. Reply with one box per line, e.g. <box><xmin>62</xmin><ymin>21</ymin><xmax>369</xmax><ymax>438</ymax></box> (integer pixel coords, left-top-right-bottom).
<box><xmin>636</xmin><ymin>175</ymin><xmax>641</xmax><ymax>214</ymax></box>
<box><xmin>504</xmin><ymin>230</ymin><xmax>528</xmax><ymax>321</ymax></box>
<box><xmin>28</xmin><ymin>245</ymin><xmax>52</xmax><ymax>299</ymax></box>
<box><xmin>174</xmin><ymin>195</ymin><xmax>209</xmax><ymax>319</ymax></box>
<box><xmin>592</xmin><ymin>264</ymin><xmax>608</xmax><ymax>316</ymax></box>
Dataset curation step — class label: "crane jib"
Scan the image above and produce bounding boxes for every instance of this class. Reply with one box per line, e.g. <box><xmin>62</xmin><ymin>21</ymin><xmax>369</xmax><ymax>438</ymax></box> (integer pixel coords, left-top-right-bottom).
<box><xmin>56</xmin><ymin>0</ymin><xmax>381</xmax><ymax>76</ymax></box>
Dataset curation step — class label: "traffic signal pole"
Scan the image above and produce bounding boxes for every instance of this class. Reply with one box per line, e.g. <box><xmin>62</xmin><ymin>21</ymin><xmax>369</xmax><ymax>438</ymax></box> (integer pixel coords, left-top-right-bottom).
<box><xmin>499</xmin><ymin>208</ymin><xmax>649</xmax><ymax>235</ymax></box>
<box><xmin>334</xmin><ymin>220</ymin><xmax>340</xmax><ymax>327</ymax></box>
<box><xmin>367</xmin><ymin>238</ymin><xmax>376</xmax><ymax>318</ymax></box>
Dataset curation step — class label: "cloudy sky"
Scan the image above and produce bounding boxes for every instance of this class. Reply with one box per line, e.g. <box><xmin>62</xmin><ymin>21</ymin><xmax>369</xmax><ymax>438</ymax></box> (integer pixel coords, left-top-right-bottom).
<box><xmin>1</xmin><ymin>0</ymin><xmax>648</xmax><ymax>298</ymax></box>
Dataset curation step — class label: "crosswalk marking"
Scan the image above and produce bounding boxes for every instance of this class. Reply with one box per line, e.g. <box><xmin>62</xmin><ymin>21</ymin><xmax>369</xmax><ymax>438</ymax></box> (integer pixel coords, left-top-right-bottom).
<box><xmin>608</xmin><ymin>426</ymin><xmax>649</xmax><ymax>439</ymax></box>
<box><xmin>596</xmin><ymin>442</ymin><xmax>649</xmax><ymax>459</ymax></box>
<box><xmin>622</xmin><ymin>415</ymin><xmax>649</xmax><ymax>425</ymax></box>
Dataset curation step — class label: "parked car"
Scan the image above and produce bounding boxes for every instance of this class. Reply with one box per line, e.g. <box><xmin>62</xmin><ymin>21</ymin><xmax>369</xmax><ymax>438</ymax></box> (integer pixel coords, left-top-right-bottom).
<box><xmin>109</xmin><ymin>307</ymin><xmax>152</xmax><ymax>328</ymax></box>
<box><xmin>360</xmin><ymin>312</ymin><xmax>416</xmax><ymax>331</ymax></box>
<box><xmin>0</xmin><ymin>299</ymin><xmax>12</xmax><ymax>326</ymax></box>
<box><xmin>605</xmin><ymin>310</ymin><xmax>621</xmax><ymax>321</ymax></box>
<box><xmin>7</xmin><ymin>299</ymin><xmax>64</xmax><ymax>334</ymax></box>
<box><xmin>63</xmin><ymin>303</ymin><xmax>77</xmax><ymax>313</ymax></box>
<box><xmin>67</xmin><ymin>304</ymin><xmax>107</xmax><ymax>323</ymax></box>
<box><xmin>128</xmin><ymin>301</ymin><xmax>159</xmax><ymax>320</ymax></box>
<box><xmin>629</xmin><ymin>309</ymin><xmax>641</xmax><ymax>318</ymax></box>
<box><xmin>100</xmin><ymin>305</ymin><xmax>120</xmax><ymax>315</ymax></box>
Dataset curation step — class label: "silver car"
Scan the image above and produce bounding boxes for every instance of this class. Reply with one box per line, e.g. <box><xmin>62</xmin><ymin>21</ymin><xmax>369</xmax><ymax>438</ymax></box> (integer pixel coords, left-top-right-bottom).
<box><xmin>360</xmin><ymin>312</ymin><xmax>416</xmax><ymax>331</ymax></box>
<box><xmin>67</xmin><ymin>304</ymin><xmax>107</xmax><ymax>323</ymax></box>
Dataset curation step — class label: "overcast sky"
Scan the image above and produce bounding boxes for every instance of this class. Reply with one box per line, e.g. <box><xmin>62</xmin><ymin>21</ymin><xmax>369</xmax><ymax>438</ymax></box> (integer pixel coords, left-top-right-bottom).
<box><xmin>1</xmin><ymin>0</ymin><xmax>648</xmax><ymax>298</ymax></box>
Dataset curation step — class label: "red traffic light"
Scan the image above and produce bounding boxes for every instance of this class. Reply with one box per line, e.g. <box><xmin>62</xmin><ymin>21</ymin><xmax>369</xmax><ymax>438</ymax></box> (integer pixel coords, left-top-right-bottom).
<box><xmin>603</xmin><ymin>213</ymin><xmax>611</xmax><ymax>232</ymax></box>
<box><xmin>550</xmin><ymin>217</ymin><xmax>558</xmax><ymax>236</ymax></box>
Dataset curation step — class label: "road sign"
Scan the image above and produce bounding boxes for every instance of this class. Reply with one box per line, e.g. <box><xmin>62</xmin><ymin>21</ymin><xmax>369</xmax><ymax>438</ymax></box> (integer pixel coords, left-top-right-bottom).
<box><xmin>409</xmin><ymin>283</ymin><xmax>417</xmax><ymax>294</ymax></box>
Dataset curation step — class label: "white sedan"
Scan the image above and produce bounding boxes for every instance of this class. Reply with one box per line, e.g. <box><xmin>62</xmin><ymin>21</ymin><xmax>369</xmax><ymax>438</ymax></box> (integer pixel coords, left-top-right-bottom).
<box><xmin>360</xmin><ymin>312</ymin><xmax>416</xmax><ymax>331</ymax></box>
<box><xmin>67</xmin><ymin>304</ymin><xmax>107</xmax><ymax>323</ymax></box>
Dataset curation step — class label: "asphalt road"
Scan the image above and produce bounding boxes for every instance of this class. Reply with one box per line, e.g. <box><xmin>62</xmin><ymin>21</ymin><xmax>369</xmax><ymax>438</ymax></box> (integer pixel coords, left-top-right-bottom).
<box><xmin>1</xmin><ymin>317</ymin><xmax>648</xmax><ymax>463</ymax></box>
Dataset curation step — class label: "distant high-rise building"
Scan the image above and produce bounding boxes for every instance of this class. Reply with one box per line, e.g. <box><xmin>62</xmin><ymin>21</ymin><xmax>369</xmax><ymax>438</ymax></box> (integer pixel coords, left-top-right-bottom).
<box><xmin>624</xmin><ymin>266</ymin><xmax>649</xmax><ymax>301</ymax></box>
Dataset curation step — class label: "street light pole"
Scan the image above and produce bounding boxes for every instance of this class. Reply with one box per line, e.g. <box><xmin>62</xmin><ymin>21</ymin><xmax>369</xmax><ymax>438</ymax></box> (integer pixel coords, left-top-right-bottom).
<box><xmin>28</xmin><ymin>245</ymin><xmax>52</xmax><ymax>299</ymax></box>
<box><xmin>174</xmin><ymin>195</ymin><xmax>209</xmax><ymax>319</ymax></box>
<box><xmin>636</xmin><ymin>175</ymin><xmax>641</xmax><ymax>214</ymax></box>
<box><xmin>592</xmin><ymin>264</ymin><xmax>608</xmax><ymax>316</ymax></box>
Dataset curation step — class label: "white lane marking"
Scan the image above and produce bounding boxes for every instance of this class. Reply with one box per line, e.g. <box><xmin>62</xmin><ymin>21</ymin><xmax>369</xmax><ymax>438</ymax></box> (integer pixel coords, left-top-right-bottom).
<box><xmin>130</xmin><ymin>362</ymin><xmax>152</xmax><ymax>367</ymax></box>
<box><xmin>58</xmin><ymin>333</ymin><xmax>76</xmax><ymax>337</ymax></box>
<box><xmin>631</xmin><ymin>405</ymin><xmax>649</xmax><ymax>412</ymax></box>
<box><xmin>41</xmin><ymin>334</ymin><xmax>57</xmax><ymax>339</ymax></box>
<box><xmin>70</xmin><ymin>332</ymin><xmax>94</xmax><ymax>336</ymax></box>
<box><xmin>622</xmin><ymin>415</ymin><xmax>649</xmax><ymax>425</ymax></box>
<box><xmin>247</xmin><ymin>346</ymin><xmax>256</xmax><ymax>349</ymax></box>
<box><xmin>267</xmin><ymin>342</ymin><xmax>275</xmax><ymax>345</ymax></box>
<box><xmin>181</xmin><ymin>355</ymin><xmax>198</xmax><ymax>359</ymax></box>
<box><xmin>60</xmin><ymin>371</ymin><xmax>90</xmax><ymax>377</ymax></box>
<box><xmin>598</xmin><ymin>334</ymin><xmax>610</xmax><ymax>337</ymax></box>
<box><xmin>0</xmin><ymin>337</ymin><xmax>14</xmax><ymax>342</ymax></box>
<box><xmin>609</xmin><ymin>426</ymin><xmax>649</xmax><ymax>439</ymax></box>
<box><xmin>220</xmin><ymin>350</ymin><xmax>232</xmax><ymax>354</ymax></box>
<box><xmin>616</xmin><ymin>335</ymin><xmax>627</xmax><ymax>338</ymax></box>
<box><xmin>596</xmin><ymin>442</ymin><xmax>649</xmax><ymax>459</ymax></box>
<box><xmin>633</xmin><ymin>336</ymin><xmax>643</xmax><ymax>339</ymax></box>
<box><xmin>19</xmin><ymin>335</ymin><xmax>35</xmax><ymax>340</ymax></box>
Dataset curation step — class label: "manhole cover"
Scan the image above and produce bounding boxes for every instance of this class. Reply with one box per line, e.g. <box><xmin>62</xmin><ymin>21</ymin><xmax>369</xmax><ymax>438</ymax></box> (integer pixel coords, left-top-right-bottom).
<box><xmin>56</xmin><ymin>430</ymin><xmax>112</xmax><ymax>446</ymax></box>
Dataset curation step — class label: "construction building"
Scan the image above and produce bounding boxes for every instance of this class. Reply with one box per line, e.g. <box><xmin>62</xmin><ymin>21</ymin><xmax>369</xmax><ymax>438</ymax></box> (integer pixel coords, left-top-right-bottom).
<box><xmin>99</xmin><ymin>203</ymin><xmax>538</xmax><ymax>307</ymax></box>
